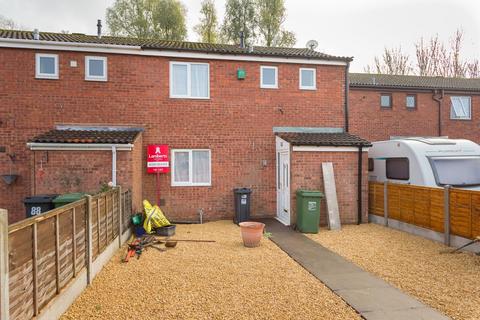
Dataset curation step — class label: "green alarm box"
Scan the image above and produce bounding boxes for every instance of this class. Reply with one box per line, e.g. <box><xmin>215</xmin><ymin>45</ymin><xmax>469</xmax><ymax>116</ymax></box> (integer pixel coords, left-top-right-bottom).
<box><xmin>237</xmin><ymin>68</ymin><xmax>246</xmax><ymax>80</ymax></box>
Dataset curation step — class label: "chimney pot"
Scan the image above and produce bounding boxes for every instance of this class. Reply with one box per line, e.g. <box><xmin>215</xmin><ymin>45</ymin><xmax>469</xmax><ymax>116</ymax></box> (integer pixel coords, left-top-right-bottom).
<box><xmin>97</xmin><ymin>19</ymin><xmax>102</xmax><ymax>38</ymax></box>
<box><xmin>239</xmin><ymin>31</ymin><xmax>245</xmax><ymax>49</ymax></box>
<box><xmin>33</xmin><ymin>29</ymin><xmax>40</xmax><ymax>40</ymax></box>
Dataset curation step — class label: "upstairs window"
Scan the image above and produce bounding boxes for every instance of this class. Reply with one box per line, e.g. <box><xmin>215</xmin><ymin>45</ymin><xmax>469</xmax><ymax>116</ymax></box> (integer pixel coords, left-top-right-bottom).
<box><xmin>170</xmin><ymin>62</ymin><xmax>209</xmax><ymax>99</ymax></box>
<box><xmin>299</xmin><ymin>68</ymin><xmax>316</xmax><ymax>90</ymax></box>
<box><xmin>450</xmin><ymin>96</ymin><xmax>471</xmax><ymax>120</ymax></box>
<box><xmin>380</xmin><ymin>94</ymin><xmax>392</xmax><ymax>108</ymax></box>
<box><xmin>406</xmin><ymin>94</ymin><xmax>416</xmax><ymax>108</ymax></box>
<box><xmin>85</xmin><ymin>56</ymin><xmax>107</xmax><ymax>81</ymax></box>
<box><xmin>35</xmin><ymin>53</ymin><xmax>58</xmax><ymax>79</ymax></box>
<box><xmin>172</xmin><ymin>149</ymin><xmax>211</xmax><ymax>186</ymax></box>
<box><xmin>260</xmin><ymin>66</ymin><xmax>278</xmax><ymax>89</ymax></box>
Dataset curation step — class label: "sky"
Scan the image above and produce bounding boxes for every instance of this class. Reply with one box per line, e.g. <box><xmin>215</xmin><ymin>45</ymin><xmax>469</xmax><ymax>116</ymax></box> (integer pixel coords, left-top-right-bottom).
<box><xmin>1</xmin><ymin>0</ymin><xmax>479</xmax><ymax>72</ymax></box>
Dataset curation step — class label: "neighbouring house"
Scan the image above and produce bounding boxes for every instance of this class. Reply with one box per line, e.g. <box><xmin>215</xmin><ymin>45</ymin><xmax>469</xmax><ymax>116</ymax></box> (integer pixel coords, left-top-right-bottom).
<box><xmin>348</xmin><ymin>73</ymin><xmax>480</xmax><ymax>142</ymax></box>
<box><xmin>0</xmin><ymin>28</ymin><xmax>371</xmax><ymax>225</ymax></box>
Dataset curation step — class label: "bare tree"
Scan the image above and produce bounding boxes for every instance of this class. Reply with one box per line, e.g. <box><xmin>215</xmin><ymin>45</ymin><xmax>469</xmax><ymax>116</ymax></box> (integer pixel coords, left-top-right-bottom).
<box><xmin>365</xmin><ymin>47</ymin><xmax>412</xmax><ymax>75</ymax></box>
<box><xmin>368</xmin><ymin>29</ymin><xmax>480</xmax><ymax>78</ymax></box>
<box><xmin>0</xmin><ymin>15</ymin><xmax>19</xmax><ymax>30</ymax></box>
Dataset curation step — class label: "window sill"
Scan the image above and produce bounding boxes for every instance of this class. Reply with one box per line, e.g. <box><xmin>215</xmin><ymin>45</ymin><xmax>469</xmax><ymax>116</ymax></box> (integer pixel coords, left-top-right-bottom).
<box><xmin>450</xmin><ymin>118</ymin><xmax>472</xmax><ymax>121</ymax></box>
<box><xmin>35</xmin><ymin>75</ymin><xmax>59</xmax><ymax>80</ymax></box>
<box><xmin>169</xmin><ymin>95</ymin><xmax>210</xmax><ymax>100</ymax></box>
<box><xmin>85</xmin><ymin>77</ymin><xmax>108</xmax><ymax>82</ymax></box>
<box><xmin>171</xmin><ymin>183</ymin><xmax>212</xmax><ymax>187</ymax></box>
<box><xmin>299</xmin><ymin>87</ymin><xmax>316</xmax><ymax>91</ymax></box>
<box><xmin>260</xmin><ymin>86</ymin><xmax>278</xmax><ymax>89</ymax></box>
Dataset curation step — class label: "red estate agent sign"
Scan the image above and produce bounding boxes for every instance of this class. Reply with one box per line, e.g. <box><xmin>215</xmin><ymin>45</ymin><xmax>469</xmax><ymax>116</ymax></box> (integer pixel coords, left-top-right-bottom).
<box><xmin>147</xmin><ymin>144</ymin><xmax>170</xmax><ymax>173</ymax></box>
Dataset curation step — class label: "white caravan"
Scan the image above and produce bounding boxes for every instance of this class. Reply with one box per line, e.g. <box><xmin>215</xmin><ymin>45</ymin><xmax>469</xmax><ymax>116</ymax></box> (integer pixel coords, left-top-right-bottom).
<box><xmin>368</xmin><ymin>138</ymin><xmax>480</xmax><ymax>190</ymax></box>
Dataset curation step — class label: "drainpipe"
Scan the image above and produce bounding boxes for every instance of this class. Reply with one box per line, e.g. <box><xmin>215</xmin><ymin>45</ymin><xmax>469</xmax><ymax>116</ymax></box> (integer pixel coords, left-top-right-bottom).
<box><xmin>432</xmin><ymin>89</ymin><xmax>444</xmax><ymax>137</ymax></box>
<box><xmin>357</xmin><ymin>145</ymin><xmax>363</xmax><ymax>225</ymax></box>
<box><xmin>344</xmin><ymin>62</ymin><xmax>350</xmax><ymax>132</ymax></box>
<box><xmin>111</xmin><ymin>146</ymin><xmax>117</xmax><ymax>186</ymax></box>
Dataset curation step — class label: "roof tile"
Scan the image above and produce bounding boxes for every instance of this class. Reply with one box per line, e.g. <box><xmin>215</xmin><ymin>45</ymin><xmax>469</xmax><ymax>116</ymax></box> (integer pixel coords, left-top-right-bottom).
<box><xmin>0</xmin><ymin>29</ymin><xmax>352</xmax><ymax>62</ymax></box>
<box><xmin>30</xmin><ymin>129</ymin><xmax>142</xmax><ymax>144</ymax></box>
<box><xmin>278</xmin><ymin>132</ymin><xmax>371</xmax><ymax>147</ymax></box>
<box><xmin>350</xmin><ymin>73</ymin><xmax>480</xmax><ymax>91</ymax></box>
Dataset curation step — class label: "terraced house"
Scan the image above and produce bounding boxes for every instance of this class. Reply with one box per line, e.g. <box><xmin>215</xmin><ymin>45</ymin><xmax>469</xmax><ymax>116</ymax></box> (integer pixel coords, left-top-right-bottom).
<box><xmin>0</xmin><ymin>29</ymin><xmax>371</xmax><ymax>225</ymax></box>
<box><xmin>348</xmin><ymin>73</ymin><xmax>480</xmax><ymax>142</ymax></box>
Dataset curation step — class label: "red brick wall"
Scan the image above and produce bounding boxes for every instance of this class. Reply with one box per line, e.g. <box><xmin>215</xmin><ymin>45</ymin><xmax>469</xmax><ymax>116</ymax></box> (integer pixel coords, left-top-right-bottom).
<box><xmin>349</xmin><ymin>88</ymin><xmax>480</xmax><ymax>143</ymax></box>
<box><xmin>290</xmin><ymin>151</ymin><xmax>368</xmax><ymax>225</ymax></box>
<box><xmin>0</xmin><ymin>47</ymin><xmax>347</xmax><ymax>223</ymax></box>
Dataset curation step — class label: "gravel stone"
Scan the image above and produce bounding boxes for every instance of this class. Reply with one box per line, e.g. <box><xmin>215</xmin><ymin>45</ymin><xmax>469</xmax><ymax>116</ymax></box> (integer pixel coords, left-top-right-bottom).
<box><xmin>307</xmin><ymin>223</ymin><xmax>480</xmax><ymax>320</ymax></box>
<box><xmin>61</xmin><ymin>221</ymin><xmax>360</xmax><ymax>320</ymax></box>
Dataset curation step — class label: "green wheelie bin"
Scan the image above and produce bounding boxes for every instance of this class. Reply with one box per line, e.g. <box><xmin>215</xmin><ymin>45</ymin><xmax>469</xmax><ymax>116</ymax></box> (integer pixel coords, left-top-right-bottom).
<box><xmin>296</xmin><ymin>190</ymin><xmax>324</xmax><ymax>233</ymax></box>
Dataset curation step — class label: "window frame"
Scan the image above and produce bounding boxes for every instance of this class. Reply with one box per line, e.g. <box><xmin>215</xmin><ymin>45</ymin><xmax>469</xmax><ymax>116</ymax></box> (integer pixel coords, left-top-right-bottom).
<box><xmin>169</xmin><ymin>61</ymin><xmax>210</xmax><ymax>99</ymax></box>
<box><xmin>380</xmin><ymin>93</ymin><xmax>392</xmax><ymax>108</ymax></box>
<box><xmin>406</xmin><ymin>94</ymin><xmax>417</xmax><ymax>109</ymax></box>
<box><xmin>85</xmin><ymin>56</ymin><xmax>108</xmax><ymax>81</ymax></box>
<box><xmin>171</xmin><ymin>149</ymin><xmax>212</xmax><ymax>187</ymax></box>
<box><xmin>385</xmin><ymin>157</ymin><xmax>409</xmax><ymax>181</ymax></box>
<box><xmin>368</xmin><ymin>158</ymin><xmax>374</xmax><ymax>172</ymax></box>
<box><xmin>450</xmin><ymin>96</ymin><xmax>472</xmax><ymax>120</ymax></box>
<box><xmin>35</xmin><ymin>53</ymin><xmax>59</xmax><ymax>79</ymax></box>
<box><xmin>299</xmin><ymin>67</ymin><xmax>316</xmax><ymax>90</ymax></box>
<box><xmin>260</xmin><ymin>66</ymin><xmax>278</xmax><ymax>89</ymax></box>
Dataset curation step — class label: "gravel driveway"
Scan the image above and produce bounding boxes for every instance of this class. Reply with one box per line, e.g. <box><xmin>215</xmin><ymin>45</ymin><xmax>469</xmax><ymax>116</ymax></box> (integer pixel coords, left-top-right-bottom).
<box><xmin>62</xmin><ymin>221</ymin><xmax>359</xmax><ymax>320</ymax></box>
<box><xmin>307</xmin><ymin>223</ymin><xmax>480</xmax><ymax>320</ymax></box>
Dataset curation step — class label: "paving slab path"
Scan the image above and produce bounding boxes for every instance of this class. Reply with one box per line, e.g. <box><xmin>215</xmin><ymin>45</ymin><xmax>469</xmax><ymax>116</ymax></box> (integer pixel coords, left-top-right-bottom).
<box><xmin>263</xmin><ymin>219</ymin><xmax>450</xmax><ymax>320</ymax></box>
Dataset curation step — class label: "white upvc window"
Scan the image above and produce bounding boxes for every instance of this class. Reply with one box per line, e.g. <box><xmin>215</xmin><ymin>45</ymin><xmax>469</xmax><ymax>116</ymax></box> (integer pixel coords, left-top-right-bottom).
<box><xmin>35</xmin><ymin>53</ymin><xmax>59</xmax><ymax>79</ymax></box>
<box><xmin>85</xmin><ymin>56</ymin><xmax>107</xmax><ymax>81</ymax></box>
<box><xmin>170</xmin><ymin>62</ymin><xmax>210</xmax><ymax>99</ymax></box>
<box><xmin>171</xmin><ymin>149</ymin><xmax>211</xmax><ymax>186</ymax></box>
<box><xmin>260</xmin><ymin>66</ymin><xmax>278</xmax><ymax>89</ymax></box>
<box><xmin>299</xmin><ymin>68</ymin><xmax>316</xmax><ymax>90</ymax></box>
<box><xmin>450</xmin><ymin>96</ymin><xmax>471</xmax><ymax>120</ymax></box>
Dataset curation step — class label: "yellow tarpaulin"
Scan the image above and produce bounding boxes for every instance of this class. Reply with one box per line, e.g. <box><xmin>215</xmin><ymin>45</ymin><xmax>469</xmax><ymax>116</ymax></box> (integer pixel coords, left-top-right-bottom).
<box><xmin>143</xmin><ymin>200</ymin><xmax>170</xmax><ymax>233</ymax></box>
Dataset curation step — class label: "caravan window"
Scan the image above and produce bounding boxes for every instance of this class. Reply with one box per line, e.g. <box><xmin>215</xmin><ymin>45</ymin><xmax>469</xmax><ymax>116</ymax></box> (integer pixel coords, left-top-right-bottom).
<box><xmin>386</xmin><ymin>158</ymin><xmax>409</xmax><ymax>180</ymax></box>
<box><xmin>429</xmin><ymin>156</ymin><xmax>480</xmax><ymax>187</ymax></box>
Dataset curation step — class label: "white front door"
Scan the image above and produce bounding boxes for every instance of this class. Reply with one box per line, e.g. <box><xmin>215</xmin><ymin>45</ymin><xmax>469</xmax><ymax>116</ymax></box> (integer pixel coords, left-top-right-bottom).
<box><xmin>276</xmin><ymin>151</ymin><xmax>290</xmax><ymax>225</ymax></box>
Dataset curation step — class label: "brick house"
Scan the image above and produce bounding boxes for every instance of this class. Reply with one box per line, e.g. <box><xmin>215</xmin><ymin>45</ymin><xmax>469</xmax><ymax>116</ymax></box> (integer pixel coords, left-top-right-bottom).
<box><xmin>0</xmin><ymin>29</ymin><xmax>370</xmax><ymax>225</ymax></box>
<box><xmin>348</xmin><ymin>73</ymin><xmax>480</xmax><ymax>142</ymax></box>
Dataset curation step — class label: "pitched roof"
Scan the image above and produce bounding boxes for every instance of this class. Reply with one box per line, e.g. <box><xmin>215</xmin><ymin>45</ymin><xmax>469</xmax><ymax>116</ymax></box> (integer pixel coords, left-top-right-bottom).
<box><xmin>0</xmin><ymin>29</ymin><xmax>352</xmax><ymax>62</ymax></box>
<box><xmin>277</xmin><ymin>132</ymin><xmax>371</xmax><ymax>147</ymax></box>
<box><xmin>350</xmin><ymin>73</ymin><xmax>480</xmax><ymax>92</ymax></box>
<box><xmin>30</xmin><ymin>129</ymin><xmax>142</xmax><ymax>144</ymax></box>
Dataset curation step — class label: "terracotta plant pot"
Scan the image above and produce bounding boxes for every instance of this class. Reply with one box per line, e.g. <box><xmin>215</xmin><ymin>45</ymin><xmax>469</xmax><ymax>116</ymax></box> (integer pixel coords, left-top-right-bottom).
<box><xmin>239</xmin><ymin>221</ymin><xmax>265</xmax><ymax>248</ymax></box>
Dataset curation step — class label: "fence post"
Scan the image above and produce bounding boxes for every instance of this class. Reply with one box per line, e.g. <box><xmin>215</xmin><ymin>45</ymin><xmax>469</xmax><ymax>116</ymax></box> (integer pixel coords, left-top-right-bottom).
<box><xmin>0</xmin><ymin>209</ymin><xmax>9</xmax><ymax>320</ymax></box>
<box><xmin>383</xmin><ymin>182</ymin><xmax>389</xmax><ymax>227</ymax></box>
<box><xmin>86</xmin><ymin>195</ymin><xmax>93</xmax><ymax>285</ymax></box>
<box><xmin>444</xmin><ymin>185</ymin><xmax>451</xmax><ymax>246</ymax></box>
<box><xmin>117</xmin><ymin>186</ymin><xmax>123</xmax><ymax>248</ymax></box>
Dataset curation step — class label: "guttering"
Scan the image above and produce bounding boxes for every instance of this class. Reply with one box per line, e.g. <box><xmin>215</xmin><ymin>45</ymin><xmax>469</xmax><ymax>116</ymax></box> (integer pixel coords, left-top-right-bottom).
<box><xmin>26</xmin><ymin>142</ymin><xmax>133</xmax><ymax>151</ymax></box>
<box><xmin>0</xmin><ymin>38</ymin><xmax>348</xmax><ymax>66</ymax></box>
<box><xmin>432</xmin><ymin>89</ymin><xmax>445</xmax><ymax>137</ymax></box>
<box><xmin>344</xmin><ymin>62</ymin><xmax>350</xmax><ymax>132</ymax></box>
<box><xmin>357</xmin><ymin>145</ymin><xmax>363</xmax><ymax>225</ymax></box>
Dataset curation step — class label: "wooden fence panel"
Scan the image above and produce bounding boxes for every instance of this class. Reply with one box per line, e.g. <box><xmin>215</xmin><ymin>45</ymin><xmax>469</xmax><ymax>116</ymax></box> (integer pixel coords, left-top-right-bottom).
<box><xmin>413</xmin><ymin>187</ymin><xmax>431</xmax><ymax>229</ymax></box>
<box><xmin>429</xmin><ymin>189</ymin><xmax>444</xmax><ymax>232</ymax></box>
<box><xmin>449</xmin><ymin>189</ymin><xmax>472</xmax><ymax>239</ymax></box>
<box><xmin>4</xmin><ymin>188</ymin><xmax>127</xmax><ymax>320</ymax></box>
<box><xmin>399</xmin><ymin>185</ymin><xmax>415</xmax><ymax>224</ymax></box>
<box><xmin>387</xmin><ymin>184</ymin><xmax>400</xmax><ymax>220</ymax></box>
<box><xmin>36</xmin><ymin>218</ymin><xmax>56</xmax><ymax>311</ymax></box>
<box><xmin>368</xmin><ymin>182</ymin><xmax>384</xmax><ymax>216</ymax></box>
<box><xmin>471</xmin><ymin>193</ymin><xmax>480</xmax><ymax>238</ymax></box>
<box><xmin>9</xmin><ymin>226</ymin><xmax>34</xmax><ymax>320</ymax></box>
<box><xmin>91</xmin><ymin>200</ymin><xmax>99</xmax><ymax>260</ymax></box>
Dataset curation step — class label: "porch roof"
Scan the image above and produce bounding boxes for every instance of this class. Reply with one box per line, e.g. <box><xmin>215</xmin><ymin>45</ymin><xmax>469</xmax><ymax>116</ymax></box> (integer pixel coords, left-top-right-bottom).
<box><xmin>277</xmin><ymin>132</ymin><xmax>371</xmax><ymax>147</ymax></box>
<box><xmin>29</xmin><ymin>129</ymin><xmax>142</xmax><ymax>144</ymax></box>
